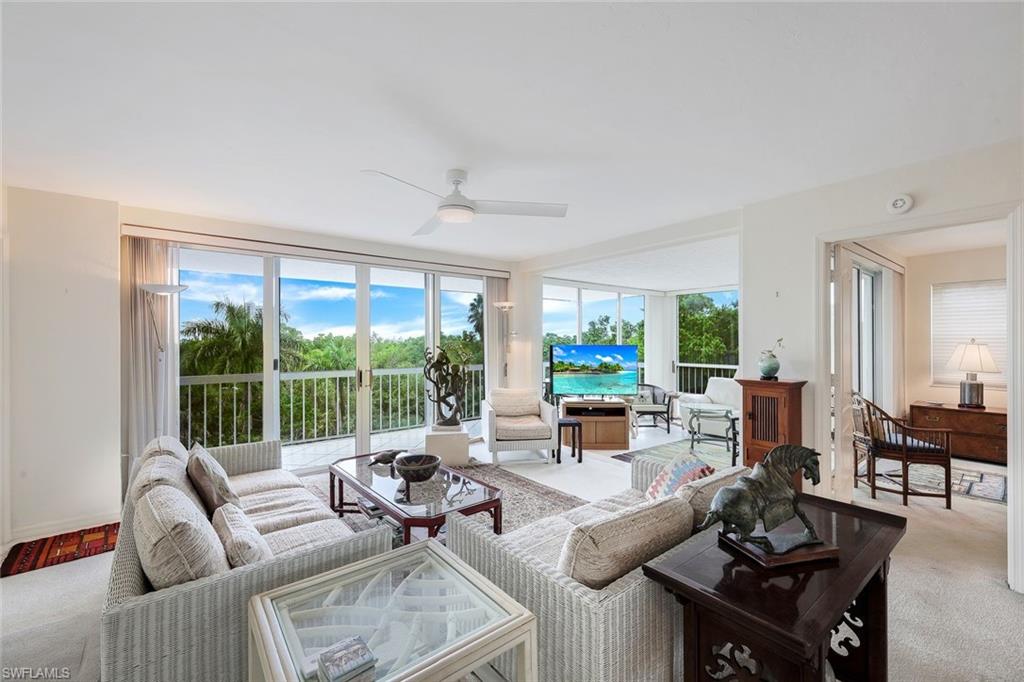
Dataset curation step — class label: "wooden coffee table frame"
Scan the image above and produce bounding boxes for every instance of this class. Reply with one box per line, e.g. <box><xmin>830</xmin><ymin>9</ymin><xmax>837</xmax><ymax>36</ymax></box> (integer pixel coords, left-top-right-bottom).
<box><xmin>329</xmin><ymin>460</ymin><xmax>502</xmax><ymax>545</ymax></box>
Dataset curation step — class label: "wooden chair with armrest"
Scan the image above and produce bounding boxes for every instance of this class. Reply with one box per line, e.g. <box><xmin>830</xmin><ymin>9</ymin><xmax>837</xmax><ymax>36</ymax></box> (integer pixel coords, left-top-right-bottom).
<box><xmin>852</xmin><ymin>393</ymin><xmax>953</xmax><ymax>509</ymax></box>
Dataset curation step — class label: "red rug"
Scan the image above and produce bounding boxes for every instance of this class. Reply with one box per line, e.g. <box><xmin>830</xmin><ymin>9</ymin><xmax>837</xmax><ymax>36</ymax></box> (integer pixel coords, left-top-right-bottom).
<box><xmin>1</xmin><ymin>523</ymin><xmax>119</xmax><ymax>577</ymax></box>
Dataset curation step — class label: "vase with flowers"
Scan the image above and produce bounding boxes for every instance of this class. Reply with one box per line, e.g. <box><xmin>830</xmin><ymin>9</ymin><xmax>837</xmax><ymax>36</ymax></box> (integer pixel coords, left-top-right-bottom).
<box><xmin>759</xmin><ymin>338</ymin><xmax>784</xmax><ymax>380</ymax></box>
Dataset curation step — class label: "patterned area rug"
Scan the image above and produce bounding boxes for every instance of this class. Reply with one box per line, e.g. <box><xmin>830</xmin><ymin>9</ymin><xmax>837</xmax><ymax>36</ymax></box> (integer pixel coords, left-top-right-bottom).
<box><xmin>302</xmin><ymin>461</ymin><xmax>586</xmax><ymax>535</ymax></box>
<box><xmin>1</xmin><ymin>523</ymin><xmax>119</xmax><ymax>577</ymax></box>
<box><xmin>612</xmin><ymin>439</ymin><xmax>736</xmax><ymax>470</ymax></box>
<box><xmin>858</xmin><ymin>462</ymin><xmax>1007</xmax><ymax>504</ymax></box>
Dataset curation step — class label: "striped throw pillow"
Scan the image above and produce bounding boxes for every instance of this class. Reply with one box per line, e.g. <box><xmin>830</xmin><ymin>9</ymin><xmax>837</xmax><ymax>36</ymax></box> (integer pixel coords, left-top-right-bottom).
<box><xmin>646</xmin><ymin>455</ymin><xmax>715</xmax><ymax>500</ymax></box>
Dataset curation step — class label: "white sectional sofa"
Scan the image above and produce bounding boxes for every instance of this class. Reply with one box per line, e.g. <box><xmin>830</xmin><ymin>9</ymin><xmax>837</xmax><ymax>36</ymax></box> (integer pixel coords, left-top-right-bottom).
<box><xmin>101</xmin><ymin>439</ymin><xmax>390</xmax><ymax>682</ymax></box>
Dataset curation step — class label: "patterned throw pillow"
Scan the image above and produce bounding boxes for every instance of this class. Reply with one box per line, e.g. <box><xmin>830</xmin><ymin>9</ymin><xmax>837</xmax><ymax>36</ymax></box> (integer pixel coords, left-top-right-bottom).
<box><xmin>646</xmin><ymin>455</ymin><xmax>715</xmax><ymax>500</ymax></box>
<box><xmin>187</xmin><ymin>443</ymin><xmax>240</xmax><ymax>515</ymax></box>
<box><xmin>635</xmin><ymin>389</ymin><xmax>654</xmax><ymax>405</ymax></box>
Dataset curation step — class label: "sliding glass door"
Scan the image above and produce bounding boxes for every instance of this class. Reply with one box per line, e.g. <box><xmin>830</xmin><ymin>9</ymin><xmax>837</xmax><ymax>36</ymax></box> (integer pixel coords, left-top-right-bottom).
<box><xmin>175</xmin><ymin>249</ymin><xmax>494</xmax><ymax>470</ymax></box>
<box><xmin>277</xmin><ymin>259</ymin><xmax>360</xmax><ymax>467</ymax></box>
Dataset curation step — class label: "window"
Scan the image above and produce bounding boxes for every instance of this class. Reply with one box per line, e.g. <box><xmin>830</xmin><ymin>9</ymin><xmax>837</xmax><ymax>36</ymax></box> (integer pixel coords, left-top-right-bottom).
<box><xmin>676</xmin><ymin>290</ymin><xmax>739</xmax><ymax>393</ymax></box>
<box><xmin>542</xmin><ymin>284</ymin><xmax>579</xmax><ymax>359</ymax></box>
<box><xmin>852</xmin><ymin>267</ymin><xmax>878</xmax><ymax>401</ymax></box>
<box><xmin>931</xmin><ymin>280</ymin><xmax>1007</xmax><ymax>388</ymax></box>
<box><xmin>581</xmin><ymin>289</ymin><xmax>618</xmax><ymax>344</ymax></box>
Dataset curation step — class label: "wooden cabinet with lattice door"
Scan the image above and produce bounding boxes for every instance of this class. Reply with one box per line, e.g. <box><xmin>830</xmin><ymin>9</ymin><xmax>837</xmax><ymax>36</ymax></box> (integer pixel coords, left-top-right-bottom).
<box><xmin>737</xmin><ymin>379</ymin><xmax>807</xmax><ymax>490</ymax></box>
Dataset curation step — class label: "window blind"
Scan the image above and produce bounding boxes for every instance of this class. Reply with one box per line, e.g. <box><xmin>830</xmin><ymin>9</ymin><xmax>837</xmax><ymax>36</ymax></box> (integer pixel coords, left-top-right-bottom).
<box><xmin>931</xmin><ymin>279</ymin><xmax>1007</xmax><ymax>388</ymax></box>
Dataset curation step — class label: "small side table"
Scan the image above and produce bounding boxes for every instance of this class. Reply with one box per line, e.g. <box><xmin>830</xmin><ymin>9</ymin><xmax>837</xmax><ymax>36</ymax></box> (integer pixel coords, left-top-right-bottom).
<box><xmin>688</xmin><ymin>407</ymin><xmax>739</xmax><ymax>466</ymax></box>
<box><xmin>558</xmin><ymin>417</ymin><xmax>583</xmax><ymax>464</ymax></box>
<box><xmin>643</xmin><ymin>495</ymin><xmax>906</xmax><ymax>682</ymax></box>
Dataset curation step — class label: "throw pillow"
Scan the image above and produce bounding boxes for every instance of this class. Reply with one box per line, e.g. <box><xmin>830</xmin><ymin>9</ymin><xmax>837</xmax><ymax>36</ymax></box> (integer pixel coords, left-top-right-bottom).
<box><xmin>129</xmin><ymin>454</ymin><xmax>207</xmax><ymax>514</ymax></box>
<box><xmin>646</xmin><ymin>454</ymin><xmax>715</xmax><ymax>500</ymax></box>
<box><xmin>139</xmin><ymin>436</ymin><xmax>190</xmax><ymax>466</ymax></box>
<box><xmin>635</xmin><ymin>388</ymin><xmax>654</xmax><ymax>405</ymax></box>
<box><xmin>488</xmin><ymin>388</ymin><xmax>540</xmax><ymax>417</ymax></box>
<box><xmin>212</xmin><ymin>503</ymin><xmax>273</xmax><ymax>567</ymax></box>
<box><xmin>558</xmin><ymin>496</ymin><xmax>694</xmax><ymax>589</ymax></box>
<box><xmin>133</xmin><ymin>486</ymin><xmax>230</xmax><ymax>589</ymax></box>
<box><xmin>187</xmin><ymin>443</ymin><xmax>240</xmax><ymax>515</ymax></box>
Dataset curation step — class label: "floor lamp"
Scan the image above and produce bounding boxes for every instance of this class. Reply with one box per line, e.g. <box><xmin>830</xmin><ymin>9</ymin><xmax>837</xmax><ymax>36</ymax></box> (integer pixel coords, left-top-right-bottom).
<box><xmin>140</xmin><ymin>283</ymin><xmax>188</xmax><ymax>436</ymax></box>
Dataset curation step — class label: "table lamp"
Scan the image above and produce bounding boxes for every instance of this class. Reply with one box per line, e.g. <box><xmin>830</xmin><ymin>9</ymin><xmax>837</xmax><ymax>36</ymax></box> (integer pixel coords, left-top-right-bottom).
<box><xmin>945</xmin><ymin>338</ymin><xmax>998</xmax><ymax>408</ymax></box>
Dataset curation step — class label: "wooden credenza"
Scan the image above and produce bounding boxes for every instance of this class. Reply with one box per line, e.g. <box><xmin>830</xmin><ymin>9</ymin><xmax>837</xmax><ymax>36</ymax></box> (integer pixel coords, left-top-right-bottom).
<box><xmin>560</xmin><ymin>399</ymin><xmax>630</xmax><ymax>450</ymax></box>
<box><xmin>737</xmin><ymin>379</ymin><xmax>806</xmax><ymax>489</ymax></box>
<box><xmin>909</xmin><ymin>401</ymin><xmax>1007</xmax><ymax>465</ymax></box>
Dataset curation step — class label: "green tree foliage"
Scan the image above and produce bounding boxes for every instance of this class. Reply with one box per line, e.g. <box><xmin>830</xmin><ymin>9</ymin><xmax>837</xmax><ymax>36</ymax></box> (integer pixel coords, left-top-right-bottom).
<box><xmin>179</xmin><ymin>296</ymin><xmax>485</xmax><ymax>447</ymax></box>
<box><xmin>677</xmin><ymin>293</ymin><xmax>739</xmax><ymax>365</ymax></box>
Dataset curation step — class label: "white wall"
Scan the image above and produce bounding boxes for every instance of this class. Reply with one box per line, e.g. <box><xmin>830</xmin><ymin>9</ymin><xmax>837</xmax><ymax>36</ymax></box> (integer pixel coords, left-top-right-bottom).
<box><xmin>741</xmin><ymin>140</ymin><xmax>1022</xmax><ymax>456</ymax></box>
<box><xmin>4</xmin><ymin>188</ymin><xmax>122</xmax><ymax>544</ymax></box>
<box><xmin>905</xmin><ymin>245</ymin><xmax>1008</xmax><ymax>408</ymax></box>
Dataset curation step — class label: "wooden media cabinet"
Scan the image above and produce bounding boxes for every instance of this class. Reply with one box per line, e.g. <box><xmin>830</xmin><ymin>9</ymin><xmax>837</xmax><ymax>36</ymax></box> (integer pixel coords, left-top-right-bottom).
<box><xmin>560</xmin><ymin>399</ymin><xmax>630</xmax><ymax>450</ymax></box>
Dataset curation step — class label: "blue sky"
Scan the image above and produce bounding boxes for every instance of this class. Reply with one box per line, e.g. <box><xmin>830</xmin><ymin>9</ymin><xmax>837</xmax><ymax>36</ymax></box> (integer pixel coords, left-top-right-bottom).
<box><xmin>179</xmin><ymin>270</ymin><xmax>478</xmax><ymax>340</ymax></box>
<box><xmin>551</xmin><ymin>344</ymin><xmax>639</xmax><ymax>369</ymax></box>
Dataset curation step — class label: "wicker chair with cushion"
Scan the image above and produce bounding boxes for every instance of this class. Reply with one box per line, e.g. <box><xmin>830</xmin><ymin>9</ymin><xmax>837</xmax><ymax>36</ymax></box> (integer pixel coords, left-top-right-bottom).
<box><xmin>632</xmin><ymin>383</ymin><xmax>676</xmax><ymax>432</ymax></box>
<box><xmin>853</xmin><ymin>393</ymin><xmax>953</xmax><ymax>508</ymax></box>
<box><xmin>481</xmin><ymin>388</ymin><xmax>558</xmax><ymax>464</ymax></box>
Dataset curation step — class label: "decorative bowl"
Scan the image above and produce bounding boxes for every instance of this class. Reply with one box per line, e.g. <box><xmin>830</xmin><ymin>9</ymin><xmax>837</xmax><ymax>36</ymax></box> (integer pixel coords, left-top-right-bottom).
<box><xmin>393</xmin><ymin>454</ymin><xmax>441</xmax><ymax>483</ymax></box>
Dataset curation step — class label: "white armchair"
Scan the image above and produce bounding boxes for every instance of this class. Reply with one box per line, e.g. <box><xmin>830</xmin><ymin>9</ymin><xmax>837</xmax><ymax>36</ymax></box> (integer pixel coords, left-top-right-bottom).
<box><xmin>677</xmin><ymin>376</ymin><xmax>741</xmax><ymax>439</ymax></box>
<box><xmin>481</xmin><ymin>388</ymin><xmax>559</xmax><ymax>465</ymax></box>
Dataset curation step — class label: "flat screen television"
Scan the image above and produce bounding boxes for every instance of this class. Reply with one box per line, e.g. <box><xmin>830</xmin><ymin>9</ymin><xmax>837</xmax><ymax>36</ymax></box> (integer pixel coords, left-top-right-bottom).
<box><xmin>549</xmin><ymin>344</ymin><xmax>639</xmax><ymax>396</ymax></box>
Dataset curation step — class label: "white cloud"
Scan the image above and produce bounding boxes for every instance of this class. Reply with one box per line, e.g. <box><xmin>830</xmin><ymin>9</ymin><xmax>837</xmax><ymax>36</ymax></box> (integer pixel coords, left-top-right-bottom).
<box><xmin>595</xmin><ymin>354</ymin><xmax>615</xmax><ymax>363</ymax></box>
<box><xmin>614</xmin><ymin>353</ymin><xmax>624</xmax><ymax>361</ymax></box>
<box><xmin>282</xmin><ymin>284</ymin><xmax>356</xmax><ymax>302</ymax></box>
<box><xmin>295</xmin><ymin>317</ymin><xmax>426</xmax><ymax>341</ymax></box>
<box><xmin>180</xmin><ymin>273</ymin><xmax>261</xmax><ymax>304</ymax></box>
<box><xmin>443</xmin><ymin>291</ymin><xmax>479</xmax><ymax>307</ymax></box>
<box><xmin>552</xmin><ymin>347</ymin><xmax>566</xmax><ymax>357</ymax></box>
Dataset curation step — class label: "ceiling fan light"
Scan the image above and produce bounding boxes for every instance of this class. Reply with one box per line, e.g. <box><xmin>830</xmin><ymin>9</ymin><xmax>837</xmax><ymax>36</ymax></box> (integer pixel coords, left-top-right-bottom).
<box><xmin>436</xmin><ymin>205</ymin><xmax>475</xmax><ymax>223</ymax></box>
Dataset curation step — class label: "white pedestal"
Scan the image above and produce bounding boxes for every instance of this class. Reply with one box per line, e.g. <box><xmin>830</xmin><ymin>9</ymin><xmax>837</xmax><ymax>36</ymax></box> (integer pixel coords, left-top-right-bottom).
<box><xmin>424</xmin><ymin>427</ymin><xmax>470</xmax><ymax>466</ymax></box>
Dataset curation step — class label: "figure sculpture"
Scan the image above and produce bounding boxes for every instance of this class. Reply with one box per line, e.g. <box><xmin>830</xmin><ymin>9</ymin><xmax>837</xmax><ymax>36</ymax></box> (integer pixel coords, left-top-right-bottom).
<box><xmin>422</xmin><ymin>346</ymin><xmax>466</xmax><ymax>428</ymax></box>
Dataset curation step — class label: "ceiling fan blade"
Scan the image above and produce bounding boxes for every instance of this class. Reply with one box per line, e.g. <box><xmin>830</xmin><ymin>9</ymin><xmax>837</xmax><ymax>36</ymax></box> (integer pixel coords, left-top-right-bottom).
<box><xmin>413</xmin><ymin>216</ymin><xmax>441</xmax><ymax>236</ymax></box>
<box><xmin>474</xmin><ymin>200</ymin><xmax>568</xmax><ymax>218</ymax></box>
<box><xmin>362</xmin><ymin>169</ymin><xmax>443</xmax><ymax>199</ymax></box>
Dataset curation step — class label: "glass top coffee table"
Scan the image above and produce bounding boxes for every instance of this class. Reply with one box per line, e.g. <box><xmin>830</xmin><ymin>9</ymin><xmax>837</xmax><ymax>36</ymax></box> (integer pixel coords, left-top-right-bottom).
<box><xmin>329</xmin><ymin>453</ymin><xmax>502</xmax><ymax>545</ymax></box>
<box><xmin>248</xmin><ymin>540</ymin><xmax>537</xmax><ymax>681</ymax></box>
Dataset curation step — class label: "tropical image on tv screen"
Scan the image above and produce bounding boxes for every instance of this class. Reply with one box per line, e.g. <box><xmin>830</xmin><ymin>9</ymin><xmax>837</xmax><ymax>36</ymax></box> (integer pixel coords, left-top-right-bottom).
<box><xmin>550</xmin><ymin>344</ymin><xmax>639</xmax><ymax>395</ymax></box>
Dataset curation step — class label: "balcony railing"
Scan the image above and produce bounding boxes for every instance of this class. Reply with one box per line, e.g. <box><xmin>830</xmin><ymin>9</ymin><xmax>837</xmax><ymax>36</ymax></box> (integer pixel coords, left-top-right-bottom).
<box><xmin>180</xmin><ymin>364</ymin><xmax>485</xmax><ymax>448</ymax></box>
<box><xmin>676</xmin><ymin>362</ymin><xmax>738</xmax><ymax>394</ymax></box>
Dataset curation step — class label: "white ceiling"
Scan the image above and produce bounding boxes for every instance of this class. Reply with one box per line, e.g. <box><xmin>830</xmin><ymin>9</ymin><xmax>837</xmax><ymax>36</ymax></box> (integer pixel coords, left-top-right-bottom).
<box><xmin>3</xmin><ymin>3</ymin><xmax>1021</xmax><ymax>261</ymax></box>
<box><xmin>546</xmin><ymin>235</ymin><xmax>739</xmax><ymax>292</ymax></box>
<box><xmin>862</xmin><ymin>219</ymin><xmax>1008</xmax><ymax>258</ymax></box>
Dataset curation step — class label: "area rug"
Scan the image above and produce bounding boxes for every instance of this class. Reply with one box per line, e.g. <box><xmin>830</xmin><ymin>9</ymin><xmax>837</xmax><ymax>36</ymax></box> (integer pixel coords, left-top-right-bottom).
<box><xmin>302</xmin><ymin>461</ymin><xmax>586</xmax><ymax>534</ymax></box>
<box><xmin>858</xmin><ymin>462</ymin><xmax>1007</xmax><ymax>504</ymax></box>
<box><xmin>1</xmin><ymin>523</ymin><xmax>119</xmax><ymax>578</ymax></box>
<box><xmin>612</xmin><ymin>439</ymin><xmax>735</xmax><ymax>469</ymax></box>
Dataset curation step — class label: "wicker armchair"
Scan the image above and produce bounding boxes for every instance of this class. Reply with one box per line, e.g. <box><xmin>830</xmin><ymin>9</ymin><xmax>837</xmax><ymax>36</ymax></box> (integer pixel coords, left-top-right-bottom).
<box><xmin>633</xmin><ymin>383</ymin><xmax>675</xmax><ymax>432</ymax></box>
<box><xmin>852</xmin><ymin>394</ymin><xmax>953</xmax><ymax>508</ymax></box>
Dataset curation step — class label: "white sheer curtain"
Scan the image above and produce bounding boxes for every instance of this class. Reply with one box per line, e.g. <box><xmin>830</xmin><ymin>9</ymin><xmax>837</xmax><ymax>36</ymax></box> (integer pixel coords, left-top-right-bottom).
<box><xmin>483</xmin><ymin>276</ymin><xmax>509</xmax><ymax>397</ymax></box>
<box><xmin>121</xmin><ymin>236</ymin><xmax>179</xmax><ymax>465</ymax></box>
<box><xmin>890</xmin><ymin>270</ymin><xmax>906</xmax><ymax>417</ymax></box>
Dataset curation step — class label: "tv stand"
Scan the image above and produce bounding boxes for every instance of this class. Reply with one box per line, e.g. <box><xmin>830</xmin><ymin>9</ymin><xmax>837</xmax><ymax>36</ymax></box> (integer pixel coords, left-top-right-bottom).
<box><xmin>560</xmin><ymin>398</ymin><xmax>630</xmax><ymax>450</ymax></box>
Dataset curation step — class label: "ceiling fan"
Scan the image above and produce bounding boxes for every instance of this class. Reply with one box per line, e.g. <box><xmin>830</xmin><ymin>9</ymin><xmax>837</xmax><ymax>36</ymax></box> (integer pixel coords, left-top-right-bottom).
<box><xmin>363</xmin><ymin>168</ymin><xmax>568</xmax><ymax>236</ymax></box>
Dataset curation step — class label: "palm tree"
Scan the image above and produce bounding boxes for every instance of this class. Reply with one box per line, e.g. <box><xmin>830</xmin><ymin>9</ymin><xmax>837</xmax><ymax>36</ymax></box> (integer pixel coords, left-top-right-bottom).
<box><xmin>468</xmin><ymin>293</ymin><xmax>484</xmax><ymax>340</ymax></box>
<box><xmin>180</xmin><ymin>299</ymin><xmax>302</xmax><ymax>375</ymax></box>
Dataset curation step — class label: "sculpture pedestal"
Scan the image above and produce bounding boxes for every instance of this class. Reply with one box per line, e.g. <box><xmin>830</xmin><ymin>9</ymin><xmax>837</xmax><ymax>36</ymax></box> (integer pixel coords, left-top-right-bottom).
<box><xmin>425</xmin><ymin>426</ymin><xmax>470</xmax><ymax>466</ymax></box>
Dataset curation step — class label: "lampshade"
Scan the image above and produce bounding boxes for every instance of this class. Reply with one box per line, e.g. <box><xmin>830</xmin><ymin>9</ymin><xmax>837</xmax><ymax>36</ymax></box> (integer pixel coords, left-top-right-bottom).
<box><xmin>140</xmin><ymin>283</ymin><xmax>188</xmax><ymax>296</ymax></box>
<box><xmin>946</xmin><ymin>338</ymin><xmax>999</xmax><ymax>373</ymax></box>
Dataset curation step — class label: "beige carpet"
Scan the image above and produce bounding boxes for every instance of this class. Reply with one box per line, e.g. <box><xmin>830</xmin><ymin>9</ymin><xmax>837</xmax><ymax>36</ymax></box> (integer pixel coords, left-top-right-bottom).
<box><xmin>853</xmin><ymin>488</ymin><xmax>1024</xmax><ymax>681</ymax></box>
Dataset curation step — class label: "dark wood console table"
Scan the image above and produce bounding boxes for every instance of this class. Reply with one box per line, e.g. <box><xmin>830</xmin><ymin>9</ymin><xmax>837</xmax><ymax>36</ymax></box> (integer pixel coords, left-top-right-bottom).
<box><xmin>643</xmin><ymin>495</ymin><xmax>906</xmax><ymax>681</ymax></box>
<box><xmin>909</xmin><ymin>401</ymin><xmax>1007</xmax><ymax>465</ymax></box>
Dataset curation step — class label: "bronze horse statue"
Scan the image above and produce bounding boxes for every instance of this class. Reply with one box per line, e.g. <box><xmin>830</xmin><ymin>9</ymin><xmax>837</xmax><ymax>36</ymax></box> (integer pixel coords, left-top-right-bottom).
<box><xmin>697</xmin><ymin>444</ymin><xmax>822</xmax><ymax>553</ymax></box>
